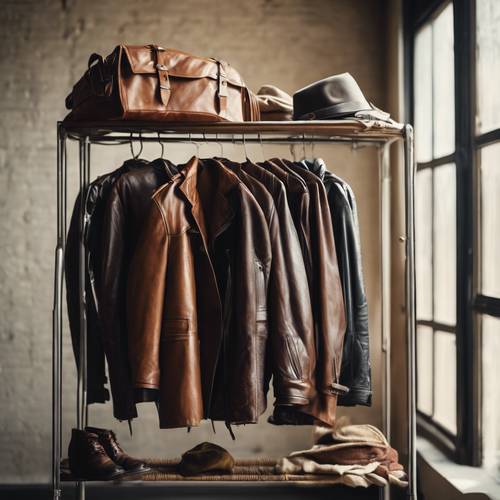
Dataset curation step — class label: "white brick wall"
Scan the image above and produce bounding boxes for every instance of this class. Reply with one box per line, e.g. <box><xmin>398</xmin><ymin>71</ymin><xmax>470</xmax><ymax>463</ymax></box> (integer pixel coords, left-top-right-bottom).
<box><xmin>0</xmin><ymin>0</ymin><xmax>388</xmax><ymax>483</ymax></box>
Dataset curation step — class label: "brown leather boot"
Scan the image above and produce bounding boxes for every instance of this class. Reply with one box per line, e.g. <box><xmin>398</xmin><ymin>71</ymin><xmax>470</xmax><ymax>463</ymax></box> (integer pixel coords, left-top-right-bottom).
<box><xmin>86</xmin><ymin>427</ymin><xmax>151</xmax><ymax>475</ymax></box>
<box><xmin>68</xmin><ymin>429</ymin><xmax>126</xmax><ymax>480</ymax></box>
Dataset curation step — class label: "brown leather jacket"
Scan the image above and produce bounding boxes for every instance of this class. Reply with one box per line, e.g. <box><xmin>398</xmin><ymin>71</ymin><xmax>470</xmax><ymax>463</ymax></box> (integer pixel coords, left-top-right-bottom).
<box><xmin>216</xmin><ymin>159</ymin><xmax>316</xmax><ymax>407</ymax></box>
<box><xmin>257</xmin><ymin>159</ymin><xmax>346</xmax><ymax>426</ymax></box>
<box><xmin>127</xmin><ymin>157</ymin><xmax>273</xmax><ymax>428</ymax></box>
<box><xmin>287</xmin><ymin>161</ymin><xmax>347</xmax><ymax>425</ymax></box>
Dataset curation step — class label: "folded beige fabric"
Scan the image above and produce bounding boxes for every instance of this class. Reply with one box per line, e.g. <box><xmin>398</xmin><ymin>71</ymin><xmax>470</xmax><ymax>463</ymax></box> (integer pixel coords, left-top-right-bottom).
<box><xmin>276</xmin><ymin>422</ymin><xmax>408</xmax><ymax>489</ymax></box>
<box><xmin>314</xmin><ymin>422</ymin><xmax>389</xmax><ymax>446</ymax></box>
<box><xmin>256</xmin><ymin>85</ymin><xmax>293</xmax><ymax>120</ymax></box>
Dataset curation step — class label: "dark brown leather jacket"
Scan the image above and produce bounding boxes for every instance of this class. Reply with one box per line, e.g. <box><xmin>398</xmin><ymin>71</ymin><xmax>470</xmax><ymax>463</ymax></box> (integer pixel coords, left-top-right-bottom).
<box><xmin>287</xmin><ymin>162</ymin><xmax>347</xmax><ymax>423</ymax></box>
<box><xmin>216</xmin><ymin>159</ymin><xmax>316</xmax><ymax>407</ymax></box>
<box><xmin>258</xmin><ymin>159</ymin><xmax>346</xmax><ymax>426</ymax></box>
<box><xmin>127</xmin><ymin>157</ymin><xmax>272</xmax><ymax>428</ymax></box>
<box><xmin>99</xmin><ymin>159</ymin><xmax>177</xmax><ymax>421</ymax></box>
<box><xmin>301</xmin><ymin>159</ymin><xmax>371</xmax><ymax>406</ymax></box>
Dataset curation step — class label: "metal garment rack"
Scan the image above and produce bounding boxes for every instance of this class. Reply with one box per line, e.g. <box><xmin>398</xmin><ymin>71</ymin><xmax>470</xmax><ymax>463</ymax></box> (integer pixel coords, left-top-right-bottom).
<box><xmin>52</xmin><ymin>119</ymin><xmax>417</xmax><ymax>500</ymax></box>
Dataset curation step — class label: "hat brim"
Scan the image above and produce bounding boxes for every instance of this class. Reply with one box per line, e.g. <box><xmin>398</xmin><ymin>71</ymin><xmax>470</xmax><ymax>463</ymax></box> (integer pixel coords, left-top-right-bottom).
<box><xmin>294</xmin><ymin>99</ymin><xmax>387</xmax><ymax>121</ymax></box>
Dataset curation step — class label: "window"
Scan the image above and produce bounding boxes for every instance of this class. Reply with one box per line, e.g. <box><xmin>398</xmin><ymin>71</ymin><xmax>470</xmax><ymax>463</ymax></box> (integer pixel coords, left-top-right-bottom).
<box><xmin>475</xmin><ymin>0</ymin><xmax>500</xmax><ymax>477</ymax></box>
<box><xmin>414</xmin><ymin>1</ymin><xmax>458</xmax><ymax>440</ymax></box>
<box><xmin>408</xmin><ymin>0</ymin><xmax>500</xmax><ymax>471</ymax></box>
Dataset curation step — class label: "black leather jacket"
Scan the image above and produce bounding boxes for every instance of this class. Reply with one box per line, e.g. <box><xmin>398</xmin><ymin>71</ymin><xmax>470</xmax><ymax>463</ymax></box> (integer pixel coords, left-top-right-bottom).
<box><xmin>65</xmin><ymin>158</ymin><xmax>148</xmax><ymax>408</ymax></box>
<box><xmin>301</xmin><ymin>159</ymin><xmax>372</xmax><ymax>406</ymax></box>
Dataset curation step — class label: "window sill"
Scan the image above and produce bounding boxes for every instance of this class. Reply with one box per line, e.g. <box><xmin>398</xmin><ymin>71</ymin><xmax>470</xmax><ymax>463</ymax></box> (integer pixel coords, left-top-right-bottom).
<box><xmin>417</xmin><ymin>436</ymin><xmax>500</xmax><ymax>500</ymax></box>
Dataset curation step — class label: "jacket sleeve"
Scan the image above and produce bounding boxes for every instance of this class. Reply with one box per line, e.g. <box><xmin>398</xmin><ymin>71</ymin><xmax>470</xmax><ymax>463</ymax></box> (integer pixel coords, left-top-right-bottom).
<box><xmin>65</xmin><ymin>193</ymin><xmax>83</xmax><ymax>373</ymax></box>
<box><xmin>334</xmin><ymin>184</ymin><xmax>371</xmax><ymax>406</ymax></box>
<box><xmin>268</xmin><ymin>192</ymin><xmax>316</xmax><ymax>406</ymax></box>
<box><xmin>127</xmin><ymin>199</ymin><xmax>168</xmax><ymax>390</ymax></box>
<box><xmin>99</xmin><ymin>184</ymin><xmax>138</xmax><ymax>420</ymax></box>
<box><xmin>65</xmin><ymin>189</ymin><xmax>109</xmax><ymax>405</ymax></box>
<box><xmin>311</xmin><ymin>182</ymin><xmax>347</xmax><ymax>396</ymax></box>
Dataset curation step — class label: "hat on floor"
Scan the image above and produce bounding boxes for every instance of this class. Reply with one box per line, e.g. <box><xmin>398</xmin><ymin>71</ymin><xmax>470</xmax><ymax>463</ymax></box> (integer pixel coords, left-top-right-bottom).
<box><xmin>177</xmin><ymin>442</ymin><xmax>235</xmax><ymax>476</ymax></box>
<box><xmin>293</xmin><ymin>73</ymin><xmax>391</xmax><ymax>122</ymax></box>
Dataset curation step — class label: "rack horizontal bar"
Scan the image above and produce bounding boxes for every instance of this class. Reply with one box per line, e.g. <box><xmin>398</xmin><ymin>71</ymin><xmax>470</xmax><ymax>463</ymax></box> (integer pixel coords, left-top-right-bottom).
<box><xmin>60</xmin><ymin>119</ymin><xmax>404</xmax><ymax>144</ymax></box>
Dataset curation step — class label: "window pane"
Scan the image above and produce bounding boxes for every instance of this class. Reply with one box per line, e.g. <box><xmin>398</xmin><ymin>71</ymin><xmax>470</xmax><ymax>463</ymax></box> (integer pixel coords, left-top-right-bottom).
<box><xmin>417</xmin><ymin>325</ymin><xmax>433</xmax><ymax>415</ymax></box>
<box><xmin>414</xmin><ymin>25</ymin><xmax>433</xmax><ymax>163</ymax></box>
<box><xmin>482</xmin><ymin>315</ymin><xmax>500</xmax><ymax>478</ymax></box>
<box><xmin>416</xmin><ymin>169</ymin><xmax>433</xmax><ymax>319</ymax></box>
<box><xmin>476</xmin><ymin>0</ymin><xmax>500</xmax><ymax>134</ymax></box>
<box><xmin>480</xmin><ymin>143</ymin><xmax>500</xmax><ymax>297</ymax></box>
<box><xmin>432</xmin><ymin>3</ymin><xmax>455</xmax><ymax>157</ymax></box>
<box><xmin>434</xmin><ymin>331</ymin><xmax>457</xmax><ymax>433</ymax></box>
<box><xmin>433</xmin><ymin>164</ymin><xmax>456</xmax><ymax>324</ymax></box>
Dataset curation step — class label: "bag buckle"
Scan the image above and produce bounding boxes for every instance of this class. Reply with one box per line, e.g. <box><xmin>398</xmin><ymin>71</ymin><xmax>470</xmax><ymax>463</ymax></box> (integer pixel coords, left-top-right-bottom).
<box><xmin>217</xmin><ymin>60</ymin><xmax>228</xmax><ymax>116</ymax></box>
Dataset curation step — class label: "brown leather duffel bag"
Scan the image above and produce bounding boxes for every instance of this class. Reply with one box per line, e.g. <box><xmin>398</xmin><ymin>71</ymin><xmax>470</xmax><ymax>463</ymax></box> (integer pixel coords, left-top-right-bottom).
<box><xmin>64</xmin><ymin>45</ymin><xmax>260</xmax><ymax>122</ymax></box>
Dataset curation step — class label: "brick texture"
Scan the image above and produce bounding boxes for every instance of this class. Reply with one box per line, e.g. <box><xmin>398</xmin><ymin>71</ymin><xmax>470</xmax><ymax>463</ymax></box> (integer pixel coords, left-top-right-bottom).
<box><xmin>0</xmin><ymin>0</ymin><xmax>388</xmax><ymax>483</ymax></box>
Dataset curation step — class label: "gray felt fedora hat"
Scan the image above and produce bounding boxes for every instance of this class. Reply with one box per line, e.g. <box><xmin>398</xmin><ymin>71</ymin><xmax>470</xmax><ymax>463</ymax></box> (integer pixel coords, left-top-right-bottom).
<box><xmin>293</xmin><ymin>72</ymin><xmax>390</xmax><ymax>121</ymax></box>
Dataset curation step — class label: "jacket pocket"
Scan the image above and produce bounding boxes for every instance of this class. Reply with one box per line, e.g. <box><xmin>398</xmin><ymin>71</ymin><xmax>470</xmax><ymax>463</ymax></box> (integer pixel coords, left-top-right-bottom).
<box><xmin>284</xmin><ymin>335</ymin><xmax>303</xmax><ymax>380</ymax></box>
<box><xmin>159</xmin><ymin>320</ymin><xmax>203</xmax><ymax>427</ymax></box>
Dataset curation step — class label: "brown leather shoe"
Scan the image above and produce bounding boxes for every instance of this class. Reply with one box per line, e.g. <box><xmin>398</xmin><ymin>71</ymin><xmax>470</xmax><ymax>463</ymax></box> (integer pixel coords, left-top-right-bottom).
<box><xmin>68</xmin><ymin>429</ymin><xmax>126</xmax><ymax>480</ymax></box>
<box><xmin>86</xmin><ymin>427</ymin><xmax>151</xmax><ymax>475</ymax></box>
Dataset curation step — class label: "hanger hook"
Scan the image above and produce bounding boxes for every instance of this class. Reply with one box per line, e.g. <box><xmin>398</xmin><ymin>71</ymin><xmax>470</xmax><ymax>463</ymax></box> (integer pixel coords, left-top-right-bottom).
<box><xmin>157</xmin><ymin>132</ymin><xmax>165</xmax><ymax>159</ymax></box>
<box><xmin>188</xmin><ymin>133</ymin><xmax>200</xmax><ymax>157</ymax></box>
<box><xmin>302</xmin><ymin>133</ymin><xmax>306</xmax><ymax>160</ymax></box>
<box><xmin>138</xmin><ymin>132</ymin><xmax>143</xmax><ymax>158</ymax></box>
<box><xmin>242</xmin><ymin>133</ymin><xmax>248</xmax><ymax>160</ymax></box>
<box><xmin>129</xmin><ymin>132</ymin><xmax>143</xmax><ymax>159</ymax></box>
<box><xmin>258</xmin><ymin>133</ymin><xmax>265</xmax><ymax>161</ymax></box>
<box><xmin>215</xmin><ymin>133</ymin><xmax>224</xmax><ymax>157</ymax></box>
<box><xmin>289</xmin><ymin>142</ymin><xmax>297</xmax><ymax>162</ymax></box>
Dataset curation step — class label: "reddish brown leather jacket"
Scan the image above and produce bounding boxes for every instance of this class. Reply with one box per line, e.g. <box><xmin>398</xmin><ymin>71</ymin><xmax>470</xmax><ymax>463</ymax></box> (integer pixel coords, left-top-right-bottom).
<box><xmin>127</xmin><ymin>157</ymin><xmax>273</xmax><ymax>428</ymax></box>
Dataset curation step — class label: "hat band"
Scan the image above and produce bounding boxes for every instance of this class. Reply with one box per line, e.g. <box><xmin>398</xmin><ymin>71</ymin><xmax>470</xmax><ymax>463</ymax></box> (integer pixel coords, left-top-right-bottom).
<box><xmin>294</xmin><ymin>100</ymin><xmax>371</xmax><ymax>120</ymax></box>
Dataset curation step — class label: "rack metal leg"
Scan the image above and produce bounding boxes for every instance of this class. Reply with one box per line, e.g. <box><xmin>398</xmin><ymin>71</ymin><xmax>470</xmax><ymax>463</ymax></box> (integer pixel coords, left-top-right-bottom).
<box><xmin>379</xmin><ymin>142</ymin><xmax>392</xmax><ymax>500</ymax></box>
<box><xmin>404</xmin><ymin>125</ymin><xmax>417</xmax><ymax>499</ymax></box>
<box><xmin>76</xmin><ymin>135</ymin><xmax>91</xmax><ymax>500</ymax></box>
<box><xmin>53</xmin><ymin>123</ymin><xmax>66</xmax><ymax>500</ymax></box>
<box><xmin>380</xmin><ymin>142</ymin><xmax>392</xmax><ymax>441</ymax></box>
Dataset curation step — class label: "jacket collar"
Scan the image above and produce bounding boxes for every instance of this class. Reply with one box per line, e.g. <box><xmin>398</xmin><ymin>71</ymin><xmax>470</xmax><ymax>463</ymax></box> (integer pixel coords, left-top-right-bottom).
<box><xmin>149</xmin><ymin>157</ymin><xmax>179</xmax><ymax>178</ymax></box>
<box><xmin>178</xmin><ymin>157</ymin><xmax>239</xmax><ymax>244</ymax></box>
<box><xmin>301</xmin><ymin>158</ymin><xmax>327</xmax><ymax>180</ymax></box>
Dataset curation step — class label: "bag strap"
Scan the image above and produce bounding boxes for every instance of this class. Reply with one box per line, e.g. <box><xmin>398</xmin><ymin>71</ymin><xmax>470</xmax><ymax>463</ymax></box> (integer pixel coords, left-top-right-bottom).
<box><xmin>151</xmin><ymin>45</ymin><xmax>171</xmax><ymax>107</ymax></box>
<box><xmin>216</xmin><ymin>60</ymin><xmax>228</xmax><ymax>117</ymax></box>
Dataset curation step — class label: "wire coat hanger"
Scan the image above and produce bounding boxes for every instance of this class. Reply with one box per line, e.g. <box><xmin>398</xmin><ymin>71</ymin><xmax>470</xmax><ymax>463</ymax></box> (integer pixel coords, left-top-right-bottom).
<box><xmin>242</xmin><ymin>133</ymin><xmax>249</xmax><ymax>160</ymax></box>
<box><xmin>188</xmin><ymin>133</ymin><xmax>200</xmax><ymax>156</ymax></box>
<box><xmin>158</xmin><ymin>132</ymin><xmax>165</xmax><ymax>159</ymax></box>
<box><xmin>258</xmin><ymin>133</ymin><xmax>265</xmax><ymax>162</ymax></box>
<box><xmin>215</xmin><ymin>133</ymin><xmax>224</xmax><ymax>157</ymax></box>
<box><xmin>129</xmin><ymin>132</ymin><xmax>143</xmax><ymax>159</ymax></box>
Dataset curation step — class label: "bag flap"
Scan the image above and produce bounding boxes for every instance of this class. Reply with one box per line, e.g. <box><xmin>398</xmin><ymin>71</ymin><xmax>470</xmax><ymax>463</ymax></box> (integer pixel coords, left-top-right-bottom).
<box><xmin>121</xmin><ymin>45</ymin><xmax>246</xmax><ymax>87</ymax></box>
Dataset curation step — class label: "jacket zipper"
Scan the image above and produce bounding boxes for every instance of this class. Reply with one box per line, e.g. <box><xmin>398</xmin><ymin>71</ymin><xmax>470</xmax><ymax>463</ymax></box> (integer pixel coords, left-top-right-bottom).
<box><xmin>255</xmin><ymin>260</ymin><xmax>266</xmax><ymax>311</ymax></box>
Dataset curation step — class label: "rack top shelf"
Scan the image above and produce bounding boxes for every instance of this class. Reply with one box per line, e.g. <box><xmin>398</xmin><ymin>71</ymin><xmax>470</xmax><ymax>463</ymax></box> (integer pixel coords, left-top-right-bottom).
<box><xmin>60</xmin><ymin>119</ymin><xmax>407</xmax><ymax>143</ymax></box>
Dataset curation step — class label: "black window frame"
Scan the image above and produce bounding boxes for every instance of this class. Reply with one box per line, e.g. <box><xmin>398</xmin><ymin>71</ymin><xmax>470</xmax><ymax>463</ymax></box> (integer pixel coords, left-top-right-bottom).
<box><xmin>404</xmin><ymin>0</ymin><xmax>500</xmax><ymax>467</ymax></box>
